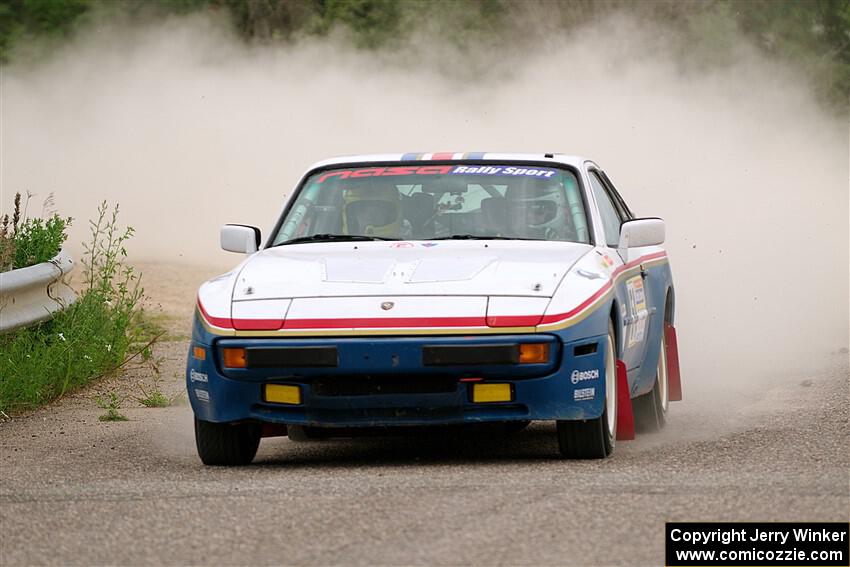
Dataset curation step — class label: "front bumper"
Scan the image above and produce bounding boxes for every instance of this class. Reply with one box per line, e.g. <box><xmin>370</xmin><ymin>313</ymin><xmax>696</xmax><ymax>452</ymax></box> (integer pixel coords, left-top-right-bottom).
<box><xmin>186</xmin><ymin>317</ymin><xmax>610</xmax><ymax>427</ymax></box>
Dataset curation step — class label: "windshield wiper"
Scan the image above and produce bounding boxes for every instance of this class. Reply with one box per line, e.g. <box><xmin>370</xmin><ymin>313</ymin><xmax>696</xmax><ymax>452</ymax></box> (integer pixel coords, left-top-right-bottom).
<box><xmin>273</xmin><ymin>234</ymin><xmax>400</xmax><ymax>246</ymax></box>
<box><xmin>432</xmin><ymin>234</ymin><xmax>542</xmax><ymax>241</ymax></box>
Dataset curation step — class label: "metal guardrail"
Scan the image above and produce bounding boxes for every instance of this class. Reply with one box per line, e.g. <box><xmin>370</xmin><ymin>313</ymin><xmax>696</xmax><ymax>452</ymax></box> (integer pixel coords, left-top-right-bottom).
<box><xmin>0</xmin><ymin>250</ymin><xmax>77</xmax><ymax>333</ymax></box>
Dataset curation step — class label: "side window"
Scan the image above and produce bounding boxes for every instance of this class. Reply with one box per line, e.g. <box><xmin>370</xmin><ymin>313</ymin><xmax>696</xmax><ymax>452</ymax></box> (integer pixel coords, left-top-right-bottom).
<box><xmin>589</xmin><ymin>171</ymin><xmax>623</xmax><ymax>247</ymax></box>
<box><xmin>599</xmin><ymin>171</ymin><xmax>634</xmax><ymax>219</ymax></box>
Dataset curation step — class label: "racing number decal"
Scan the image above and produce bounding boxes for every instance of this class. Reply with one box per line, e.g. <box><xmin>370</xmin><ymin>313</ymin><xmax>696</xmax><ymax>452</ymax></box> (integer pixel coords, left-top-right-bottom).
<box><xmin>625</xmin><ymin>275</ymin><xmax>648</xmax><ymax>348</ymax></box>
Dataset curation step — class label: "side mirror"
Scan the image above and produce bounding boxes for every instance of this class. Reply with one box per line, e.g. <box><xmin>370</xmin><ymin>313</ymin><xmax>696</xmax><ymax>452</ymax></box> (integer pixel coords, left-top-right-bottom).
<box><xmin>618</xmin><ymin>218</ymin><xmax>665</xmax><ymax>249</ymax></box>
<box><xmin>221</xmin><ymin>224</ymin><xmax>261</xmax><ymax>254</ymax></box>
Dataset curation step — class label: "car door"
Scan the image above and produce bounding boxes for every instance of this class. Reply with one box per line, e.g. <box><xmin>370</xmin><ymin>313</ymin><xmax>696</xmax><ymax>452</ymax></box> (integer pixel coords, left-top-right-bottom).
<box><xmin>587</xmin><ymin>169</ymin><xmax>651</xmax><ymax>370</ymax></box>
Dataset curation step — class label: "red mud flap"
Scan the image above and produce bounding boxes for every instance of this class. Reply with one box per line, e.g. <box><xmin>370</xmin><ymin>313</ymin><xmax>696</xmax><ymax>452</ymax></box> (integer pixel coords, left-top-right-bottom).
<box><xmin>615</xmin><ymin>359</ymin><xmax>635</xmax><ymax>440</ymax></box>
<box><xmin>665</xmin><ymin>322</ymin><xmax>683</xmax><ymax>401</ymax></box>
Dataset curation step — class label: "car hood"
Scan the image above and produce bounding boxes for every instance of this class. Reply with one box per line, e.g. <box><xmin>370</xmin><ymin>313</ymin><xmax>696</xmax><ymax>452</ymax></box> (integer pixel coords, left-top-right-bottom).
<box><xmin>231</xmin><ymin>241</ymin><xmax>592</xmax><ymax>301</ymax></box>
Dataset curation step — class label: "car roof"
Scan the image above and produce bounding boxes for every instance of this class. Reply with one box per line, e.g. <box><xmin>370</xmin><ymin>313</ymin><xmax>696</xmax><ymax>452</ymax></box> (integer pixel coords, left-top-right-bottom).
<box><xmin>308</xmin><ymin>153</ymin><xmax>590</xmax><ymax>169</ymax></box>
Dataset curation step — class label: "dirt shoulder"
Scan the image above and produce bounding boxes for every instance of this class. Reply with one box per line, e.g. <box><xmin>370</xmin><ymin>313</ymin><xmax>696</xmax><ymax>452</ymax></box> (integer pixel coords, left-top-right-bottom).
<box><xmin>0</xmin><ymin>261</ymin><xmax>847</xmax><ymax>566</ymax></box>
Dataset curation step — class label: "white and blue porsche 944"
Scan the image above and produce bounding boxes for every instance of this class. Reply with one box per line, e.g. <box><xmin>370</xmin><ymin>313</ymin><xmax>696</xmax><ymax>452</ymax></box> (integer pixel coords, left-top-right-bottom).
<box><xmin>187</xmin><ymin>152</ymin><xmax>682</xmax><ymax>465</ymax></box>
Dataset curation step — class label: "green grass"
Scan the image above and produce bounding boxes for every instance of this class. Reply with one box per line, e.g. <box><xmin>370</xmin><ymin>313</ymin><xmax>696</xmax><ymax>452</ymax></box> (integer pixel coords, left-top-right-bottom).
<box><xmin>0</xmin><ymin>202</ymin><xmax>153</xmax><ymax>414</ymax></box>
<box><xmin>133</xmin><ymin>309</ymin><xmax>188</xmax><ymax>343</ymax></box>
<box><xmin>136</xmin><ymin>389</ymin><xmax>169</xmax><ymax>408</ymax></box>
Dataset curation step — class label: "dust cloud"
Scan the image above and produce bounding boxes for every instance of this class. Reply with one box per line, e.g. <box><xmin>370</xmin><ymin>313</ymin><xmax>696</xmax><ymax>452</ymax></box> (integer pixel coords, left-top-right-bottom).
<box><xmin>2</xmin><ymin>12</ymin><xmax>847</xmax><ymax>406</ymax></box>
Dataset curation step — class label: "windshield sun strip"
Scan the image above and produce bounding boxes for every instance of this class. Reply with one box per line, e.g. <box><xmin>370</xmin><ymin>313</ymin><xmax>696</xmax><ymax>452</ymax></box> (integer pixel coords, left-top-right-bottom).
<box><xmin>265</xmin><ymin>160</ymin><xmax>592</xmax><ymax>248</ymax></box>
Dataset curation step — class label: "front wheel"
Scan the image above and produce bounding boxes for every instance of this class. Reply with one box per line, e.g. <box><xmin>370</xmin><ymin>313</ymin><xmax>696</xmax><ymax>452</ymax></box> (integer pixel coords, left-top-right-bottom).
<box><xmin>556</xmin><ymin>321</ymin><xmax>616</xmax><ymax>459</ymax></box>
<box><xmin>195</xmin><ymin>418</ymin><xmax>261</xmax><ymax>466</ymax></box>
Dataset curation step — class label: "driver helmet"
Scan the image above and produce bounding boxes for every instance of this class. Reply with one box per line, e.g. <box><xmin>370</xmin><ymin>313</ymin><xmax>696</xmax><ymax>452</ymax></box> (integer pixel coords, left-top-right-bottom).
<box><xmin>506</xmin><ymin>178</ymin><xmax>567</xmax><ymax>239</ymax></box>
<box><xmin>342</xmin><ymin>180</ymin><xmax>402</xmax><ymax>238</ymax></box>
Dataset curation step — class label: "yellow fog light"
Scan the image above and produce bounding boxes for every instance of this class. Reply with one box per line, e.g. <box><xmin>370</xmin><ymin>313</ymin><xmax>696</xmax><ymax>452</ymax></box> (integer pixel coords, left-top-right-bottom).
<box><xmin>471</xmin><ymin>383</ymin><xmax>513</xmax><ymax>403</ymax></box>
<box><xmin>518</xmin><ymin>343</ymin><xmax>549</xmax><ymax>364</ymax></box>
<box><xmin>264</xmin><ymin>384</ymin><xmax>301</xmax><ymax>405</ymax></box>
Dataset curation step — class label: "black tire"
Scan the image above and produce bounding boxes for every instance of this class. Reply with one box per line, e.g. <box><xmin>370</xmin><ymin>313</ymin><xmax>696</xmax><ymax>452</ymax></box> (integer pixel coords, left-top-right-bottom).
<box><xmin>556</xmin><ymin>414</ymin><xmax>612</xmax><ymax>459</ymax></box>
<box><xmin>556</xmin><ymin>321</ymin><xmax>616</xmax><ymax>459</ymax></box>
<box><xmin>195</xmin><ymin>417</ymin><xmax>261</xmax><ymax>466</ymax></box>
<box><xmin>633</xmin><ymin>379</ymin><xmax>666</xmax><ymax>432</ymax></box>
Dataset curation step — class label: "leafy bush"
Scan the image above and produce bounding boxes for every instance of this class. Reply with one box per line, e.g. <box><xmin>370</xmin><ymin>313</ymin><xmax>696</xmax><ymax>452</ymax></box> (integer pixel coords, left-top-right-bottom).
<box><xmin>0</xmin><ymin>202</ymin><xmax>152</xmax><ymax>413</ymax></box>
<box><xmin>13</xmin><ymin>214</ymin><xmax>71</xmax><ymax>269</ymax></box>
<box><xmin>0</xmin><ymin>214</ymin><xmax>16</xmax><ymax>272</ymax></box>
<box><xmin>1</xmin><ymin>192</ymin><xmax>70</xmax><ymax>272</ymax></box>
<box><xmin>0</xmin><ymin>0</ymin><xmax>91</xmax><ymax>61</ymax></box>
<box><xmin>0</xmin><ymin>192</ymin><xmax>23</xmax><ymax>271</ymax></box>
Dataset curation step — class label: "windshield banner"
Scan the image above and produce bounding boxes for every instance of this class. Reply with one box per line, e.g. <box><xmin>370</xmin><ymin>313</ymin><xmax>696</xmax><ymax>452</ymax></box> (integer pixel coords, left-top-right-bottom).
<box><xmin>317</xmin><ymin>165</ymin><xmax>559</xmax><ymax>183</ymax></box>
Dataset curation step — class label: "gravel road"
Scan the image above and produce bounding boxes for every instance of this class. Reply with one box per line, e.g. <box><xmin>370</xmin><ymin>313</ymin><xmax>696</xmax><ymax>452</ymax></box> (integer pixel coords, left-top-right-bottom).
<box><xmin>1</xmin><ymin>263</ymin><xmax>847</xmax><ymax>566</ymax></box>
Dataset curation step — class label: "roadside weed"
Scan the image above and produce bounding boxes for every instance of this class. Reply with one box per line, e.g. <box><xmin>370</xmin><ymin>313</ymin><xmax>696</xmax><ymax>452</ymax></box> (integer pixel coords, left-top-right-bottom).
<box><xmin>0</xmin><ymin>193</ymin><xmax>20</xmax><ymax>271</ymax></box>
<box><xmin>0</xmin><ymin>202</ymin><xmax>154</xmax><ymax>413</ymax></box>
<box><xmin>137</xmin><ymin>389</ymin><xmax>170</xmax><ymax>408</ymax></box>
<box><xmin>135</xmin><ymin>356</ymin><xmax>173</xmax><ymax>408</ymax></box>
<box><xmin>95</xmin><ymin>393</ymin><xmax>128</xmax><ymax>422</ymax></box>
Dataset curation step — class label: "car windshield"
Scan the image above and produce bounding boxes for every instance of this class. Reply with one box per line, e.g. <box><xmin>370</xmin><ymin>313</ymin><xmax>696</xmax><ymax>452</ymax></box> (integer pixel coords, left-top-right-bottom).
<box><xmin>270</xmin><ymin>164</ymin><xmax>590</xmax><ymax>245</ymax></box>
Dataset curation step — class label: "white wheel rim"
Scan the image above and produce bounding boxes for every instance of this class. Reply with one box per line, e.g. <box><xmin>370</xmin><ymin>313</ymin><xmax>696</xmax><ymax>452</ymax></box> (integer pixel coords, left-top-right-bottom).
<box><xmin>657</xmin><ymin>330</ymin><xmax>669</xmax><ymax>413</ymax></box>
<box><xmin>605</xmin><ymin>333</ymin><xmax>617</xmax><ymax>434</ymax></box>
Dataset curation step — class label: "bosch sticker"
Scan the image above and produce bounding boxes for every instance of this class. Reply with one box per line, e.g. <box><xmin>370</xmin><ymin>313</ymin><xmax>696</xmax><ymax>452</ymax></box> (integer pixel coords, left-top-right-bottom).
<box><xmin>571</xmin><ymin>369</ymin><xmax>600</xmax><ymax>384</ymax></box>
<box><xmin>189</xmin><ymin>369</ymin><xmax>208</xmax><ymax>383</ymax></box>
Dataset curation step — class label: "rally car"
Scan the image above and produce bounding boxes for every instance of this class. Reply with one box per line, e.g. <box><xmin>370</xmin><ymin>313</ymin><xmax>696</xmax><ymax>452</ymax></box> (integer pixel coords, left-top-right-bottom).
<box><xmin>187</xmin><ymin>152</ymin><xmax>682</xmax><ymax>465</ymax></box>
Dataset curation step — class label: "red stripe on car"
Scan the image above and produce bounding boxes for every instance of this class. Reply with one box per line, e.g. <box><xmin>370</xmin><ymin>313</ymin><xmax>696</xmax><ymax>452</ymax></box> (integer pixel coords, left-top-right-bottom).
<box><xmin>197</xmin><ymin>252</ymin><xmax>668</xmax><ymax>331</ymax></box>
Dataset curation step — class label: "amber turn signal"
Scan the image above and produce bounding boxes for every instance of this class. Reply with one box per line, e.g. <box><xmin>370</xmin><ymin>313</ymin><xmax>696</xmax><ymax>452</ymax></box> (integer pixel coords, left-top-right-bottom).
<box><xmin>518</xmin><ymin>343</ymin><xmax>549</xmax><ymax>364</ymax></box>
<box><xmin>222</xmin><ymin>347</ymin><xmax>247</xmax><ymax>368</ymax></box>
<box><xmin>192</xmin><ymin>346</ymin><xmax>206</xmax><ymax>360</ymax></box>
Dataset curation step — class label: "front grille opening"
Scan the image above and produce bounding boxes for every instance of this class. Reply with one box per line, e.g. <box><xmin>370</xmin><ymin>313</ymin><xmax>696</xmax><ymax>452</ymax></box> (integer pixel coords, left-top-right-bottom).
<box><xmin>573</xmin><ymin>342</ymin><xmax>598</xmax><ymax>357</ymax></box>
<box><xmin>246</xmin><ymin>346</ymin><xmax>338</xmax><ymax>368</ymax></box>
<box><xmin>422</xmin><ymin>344</ymin><xmax>519</xmax><ymax>366</ymax></box>
<box><xmin>313</xmin><ymin>375</ymin><xmax>458</xmax><ymax>397</ymax></box>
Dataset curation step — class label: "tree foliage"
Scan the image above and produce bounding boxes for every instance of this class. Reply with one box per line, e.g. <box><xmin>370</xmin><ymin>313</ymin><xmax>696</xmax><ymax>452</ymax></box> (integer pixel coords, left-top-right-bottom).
<box><xmin>0</xmin><ymin>0</ymin><xmax>847</xmax><ymax>108</ymax></box>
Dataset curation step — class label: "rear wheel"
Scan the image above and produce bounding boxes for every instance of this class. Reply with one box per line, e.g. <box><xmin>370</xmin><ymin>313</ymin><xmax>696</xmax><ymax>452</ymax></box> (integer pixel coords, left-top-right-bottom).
<box><xmin>195</xmin><ymin>418</ymin><xmax>261</xmax><ymax>466</ymax></box>
<box><xmin>556</xmin><ymin>321</ymin><xmax>616</xmax><ymax>459</ymax></box>
<box><xmin>633</xmin><ymin>323</ymin><xmax>669</xmax><ymax>432</ymax></box>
